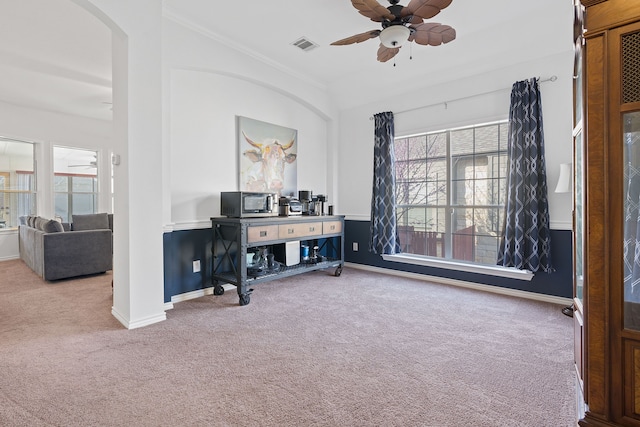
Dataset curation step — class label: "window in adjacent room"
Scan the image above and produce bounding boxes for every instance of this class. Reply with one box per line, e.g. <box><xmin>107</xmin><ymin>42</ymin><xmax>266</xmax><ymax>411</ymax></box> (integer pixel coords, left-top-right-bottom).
<box><xmin>53</xmin><ymin>146</ymin><xmax>98</xmax><ymax>223</ymax></box>
<box><xmin>0</xmin><ymin>138</ymin><xmax>36</xmax><ymax>229</ymax></box>
<box><xmin>395</xmin><ymin>121</ymin><xmax>508</xmax><ymax>265</ymax></box>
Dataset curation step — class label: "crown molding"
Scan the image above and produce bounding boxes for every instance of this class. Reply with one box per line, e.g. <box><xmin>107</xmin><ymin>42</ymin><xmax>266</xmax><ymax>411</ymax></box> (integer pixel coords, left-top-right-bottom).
<box><xmin>162</xmin><ymin>6</ymin><xmax>327</xmax><ymax>92</ymax></box>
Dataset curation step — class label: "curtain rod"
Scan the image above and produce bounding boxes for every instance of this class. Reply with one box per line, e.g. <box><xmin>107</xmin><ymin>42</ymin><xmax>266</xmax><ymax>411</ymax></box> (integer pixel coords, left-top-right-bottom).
<box><xmin>369</xmin><ymin>75</ymin><xmax>558</xmax><ymax>120</ymax></box>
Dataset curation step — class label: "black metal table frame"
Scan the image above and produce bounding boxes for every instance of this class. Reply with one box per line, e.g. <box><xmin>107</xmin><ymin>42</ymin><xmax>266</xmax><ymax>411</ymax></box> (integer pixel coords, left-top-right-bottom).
<box><xmin>211</xmin><ymin>216</ymin><xmax>344</xmax><ymax>306</ymax></box>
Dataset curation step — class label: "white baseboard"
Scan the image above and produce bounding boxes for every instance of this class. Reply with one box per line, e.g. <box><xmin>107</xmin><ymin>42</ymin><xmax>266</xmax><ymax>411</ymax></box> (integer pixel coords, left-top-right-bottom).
<box><xmin>166</xmin><ymin>283</ymin><xmax>236</xmax><ymax>309</ymax></box>
<box><xmin>165</xmin><ymin>267</ymin><xmax>571</xmax><ymax>308</ymax></box>
<box><xmin>345</xmin><ymin>262</ymin><xmax>573</xmax><ymax>306</ymax></box>
<box><xmin>0</xmin><ymin>256</ymin><xmax>20</xmax><ymax>262</ymax></box>
<box><xmin>111</xmin><ymin>306</ymin><xmax>167</xmax><ymax>330</ymax></box>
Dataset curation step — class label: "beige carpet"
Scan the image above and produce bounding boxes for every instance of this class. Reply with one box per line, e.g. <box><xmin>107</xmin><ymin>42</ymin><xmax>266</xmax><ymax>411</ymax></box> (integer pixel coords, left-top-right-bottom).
<box><xmin>0</xmin><ymin>259</ymin><xmax>576</xmax><ymax>426</ymax></box>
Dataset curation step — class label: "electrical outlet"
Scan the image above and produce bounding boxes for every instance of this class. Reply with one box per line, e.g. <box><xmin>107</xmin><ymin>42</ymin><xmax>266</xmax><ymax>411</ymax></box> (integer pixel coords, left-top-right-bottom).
<box><xmin>192</xmin><ymin>260</ymin><xmax>201</xmax><ymax>273</ymax></box>
<box><xmin>352</xmin><ymin>242</ymin><xmax>359</xmax><ymax>252</ymax></box>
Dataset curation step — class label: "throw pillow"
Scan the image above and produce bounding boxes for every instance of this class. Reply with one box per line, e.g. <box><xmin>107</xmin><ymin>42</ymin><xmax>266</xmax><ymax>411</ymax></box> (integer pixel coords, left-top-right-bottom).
<box><xmin>35</xmin><ymin>217</ymin><xmax>47</xmax><ymax>231</ymax></box>
<box><xmin>72</xmin><ymin>213</ymin><xmax>110</xmax><ymax>231</ymax></box>
<box><xmin>43</xmin><ymin>219</ymin><xmax>64</xmax><ymax>233</ymax></box>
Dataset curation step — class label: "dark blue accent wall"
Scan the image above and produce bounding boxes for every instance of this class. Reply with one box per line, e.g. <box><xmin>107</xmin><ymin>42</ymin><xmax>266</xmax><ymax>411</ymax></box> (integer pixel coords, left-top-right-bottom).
<box><xmin>163</xmin><ymin>221</ymin><xmax>572</xmax><ymax>302</ymax></box>
<box><xmin>163</xmin><ymin>228</ymin><xmax>213</xmax><ymax>303</ymax></box>
<box><xmin>344</xmin><ymin>220</ymin><xmax>572</xmax><ymax>299</ymax></box>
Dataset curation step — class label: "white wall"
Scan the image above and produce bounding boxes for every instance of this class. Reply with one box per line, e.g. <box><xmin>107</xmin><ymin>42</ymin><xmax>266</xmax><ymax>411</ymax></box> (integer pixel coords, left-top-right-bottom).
<box><xmin>337</xmin><ymin>51</ymin><xmax>574</xmax><ymax>230</ymax></box>
<box><xmin>169</xmin><ymin>70</ymin><xmax>328</xmax><ymax>224</ymax></box>
<box><xmin>0</xmin><ymin>100</ymin><xmax>112</xmax><ymax>148</ymax></box>
<box><xmin>163</xmin><ymin>19</ymin><xmax>337</xmax><ymax>229</ymax></box>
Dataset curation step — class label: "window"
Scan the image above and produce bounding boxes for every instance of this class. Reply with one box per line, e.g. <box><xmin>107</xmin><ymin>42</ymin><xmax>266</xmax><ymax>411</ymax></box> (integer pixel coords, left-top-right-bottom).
<box><xmin>53</xmin><ymin>147</ymin><xmax>98</xmax><ymax>222</ymax></box>
<box><xmin>0</xmin><ymin>138</ymin><xmax>36</xmax><ymax>229</ymax></box>
<box><xmin>395</xmin><ymin>121</ymin><xmax>508</xmax><ymax>265</ymax></box>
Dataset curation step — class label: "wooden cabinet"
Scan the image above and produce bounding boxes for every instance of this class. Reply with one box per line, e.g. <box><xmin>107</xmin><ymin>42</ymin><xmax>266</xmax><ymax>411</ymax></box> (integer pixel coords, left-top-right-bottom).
<box><xmin>578</xmin><ymin>1</ymin><xmax>640</xmax><ymax>425</ymax></box>
<box><xmin>211</xmin><ymin>215</ymin><xmax>344</xmax><ymax>306</ymax></box>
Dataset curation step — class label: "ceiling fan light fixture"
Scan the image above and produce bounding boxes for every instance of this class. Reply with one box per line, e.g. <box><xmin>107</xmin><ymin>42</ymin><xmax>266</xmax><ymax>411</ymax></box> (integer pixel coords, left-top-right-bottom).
<box><xmin>379</xmin><ymin>25</ymin><xmax>410</xmax><ymax>48</ymax></box>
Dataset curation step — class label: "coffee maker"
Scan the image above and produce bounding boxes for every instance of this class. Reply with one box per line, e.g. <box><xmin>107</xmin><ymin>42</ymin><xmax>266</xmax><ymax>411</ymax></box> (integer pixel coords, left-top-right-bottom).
<box><xmin>299</xmin><ymin>190</ymin><xmax>320</xmax><ymax>216</ymax></box>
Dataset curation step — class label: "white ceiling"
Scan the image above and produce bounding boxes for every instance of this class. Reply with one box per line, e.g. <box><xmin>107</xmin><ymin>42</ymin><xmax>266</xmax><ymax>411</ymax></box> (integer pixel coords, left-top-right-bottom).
<box><xmin>0</xmin><ymin>0</ymin><xmax>572</xmax><ymax>122</ymax></box>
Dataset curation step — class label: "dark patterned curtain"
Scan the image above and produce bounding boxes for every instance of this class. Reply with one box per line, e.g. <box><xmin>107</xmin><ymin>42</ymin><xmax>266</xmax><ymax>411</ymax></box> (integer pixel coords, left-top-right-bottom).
<box><xmin>369</xmin><ymin>111</ymin><xmax>401</xmax><ymax>255</ymax></box>
<box><xmin>497</xmin><ymin>78</ymin><xmax>552</xmax><ymax>273</ymax></box>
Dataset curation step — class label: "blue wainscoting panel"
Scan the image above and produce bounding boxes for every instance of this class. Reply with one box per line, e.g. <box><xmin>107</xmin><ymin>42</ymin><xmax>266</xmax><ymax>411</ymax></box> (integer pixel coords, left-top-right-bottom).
<box><xmin>344</xmin><ymin>220</ymin><xmax>572</xmax><ymax>299</ymax></box>
<box><xmin>163</xmin><ymin>228</ymin><xmax>213</xmax><ymax>303</ymax></box>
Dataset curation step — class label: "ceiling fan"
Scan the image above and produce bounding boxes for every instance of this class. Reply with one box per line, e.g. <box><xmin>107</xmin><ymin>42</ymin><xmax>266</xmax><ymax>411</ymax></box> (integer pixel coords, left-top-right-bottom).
<box><xmin>331</xmin><ymin>0</ymin><xmax>456</xmax><ymax>63</ymax></box>
<box><xmin>69</xmin><ymin>154</ymin><xmax>97</xmax><ymax>169</ymax></box>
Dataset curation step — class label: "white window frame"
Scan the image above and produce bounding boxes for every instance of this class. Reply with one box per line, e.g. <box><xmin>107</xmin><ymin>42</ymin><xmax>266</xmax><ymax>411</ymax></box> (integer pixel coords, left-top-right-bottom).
<box><xmin>389</xmin><ymin>120</ymin><xmax>533</xmax><ymax>281</ymax></box>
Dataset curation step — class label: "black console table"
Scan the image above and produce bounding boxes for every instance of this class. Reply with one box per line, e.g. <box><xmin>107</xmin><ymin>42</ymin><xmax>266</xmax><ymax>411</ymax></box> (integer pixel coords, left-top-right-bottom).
<box><xmin>210</xmin><ymin>215</ymin><xmax>344</xmax><ymax>306</ymax></box>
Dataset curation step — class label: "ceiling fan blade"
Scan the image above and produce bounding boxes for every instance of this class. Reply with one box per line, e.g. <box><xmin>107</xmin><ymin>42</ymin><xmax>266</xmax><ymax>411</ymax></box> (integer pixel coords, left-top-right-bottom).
<box><xmin>331</xmin><ymin>30</ymin><xmax>381</xmax><ymax>46</ymax></box>
<box><xmin>351</xmin><ymin>0</ymin><xmax>396</xmax><ymax>22</ymax></box>
<box><xmin>69</xmin><ymin>164</ymin><xmax>97</xmax><ymax>168</ymax></box>
<box><xmin>410</xmin><ymin>22</ymin><xmax>456</xmax><ymax>46</ymax></box>
<box><xmin>400</xmin><ymin>0</ymin><xmax>452</xmax><ymax>20</ymax></box>
<box><xmin>377</xmin><ymin>44</ymin><xmax>401</xmax><ymax>62</ymax></box>
<box><xmin>404</xmin><ymin>15</ymin><xmax>423</xmax><ymax>25</ymax></box>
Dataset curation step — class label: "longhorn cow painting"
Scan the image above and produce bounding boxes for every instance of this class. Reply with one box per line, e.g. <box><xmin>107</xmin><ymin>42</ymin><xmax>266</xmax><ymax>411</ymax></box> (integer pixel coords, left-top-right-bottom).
<box><xmin>237</xmin><ymin>116</ymin><xmax>298</xmax><ymax>197</ymax></box>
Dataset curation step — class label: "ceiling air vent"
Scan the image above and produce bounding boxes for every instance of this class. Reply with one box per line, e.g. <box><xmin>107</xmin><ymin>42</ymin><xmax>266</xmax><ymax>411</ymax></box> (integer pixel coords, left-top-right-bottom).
<box><xmin>292</xmin><ymin>37</ymin><xmax>319</xmax><ymax>52</ymax></box>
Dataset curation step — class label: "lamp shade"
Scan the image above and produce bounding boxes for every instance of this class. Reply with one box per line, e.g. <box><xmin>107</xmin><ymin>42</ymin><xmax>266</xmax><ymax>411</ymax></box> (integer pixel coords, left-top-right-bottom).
<box><xmin>379</xmin><ymin>25</ymin><xmax>410</xmax><ymax>48</ymax></box>
<box><xmin>555</xmin><ymin>162</ymin><xmax>572</xmax><ymax>193</ymax></box>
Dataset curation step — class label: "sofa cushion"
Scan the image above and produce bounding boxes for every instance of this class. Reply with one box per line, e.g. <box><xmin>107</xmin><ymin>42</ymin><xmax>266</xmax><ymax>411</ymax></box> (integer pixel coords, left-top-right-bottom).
<box><xmin>72</xmin><ymin>213</ymin><xmax>110</xmax><ymax>231</ymax></box>
<box><xmin>35</xmin><ymin>217</ymin><xmax>47</xmax><ymax>231</ymax></box>
<box><xmin>42</xmin><ymin>219</ymin><xmax>64</xmax><ymax>233</ymax></box>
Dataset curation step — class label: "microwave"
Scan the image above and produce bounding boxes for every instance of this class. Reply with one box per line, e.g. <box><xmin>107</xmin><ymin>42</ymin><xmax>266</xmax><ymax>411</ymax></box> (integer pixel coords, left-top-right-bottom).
<box><xmin>220</xmin><ymin>191</ymin><xmax>279</xmax><ymax>218</ymax></box>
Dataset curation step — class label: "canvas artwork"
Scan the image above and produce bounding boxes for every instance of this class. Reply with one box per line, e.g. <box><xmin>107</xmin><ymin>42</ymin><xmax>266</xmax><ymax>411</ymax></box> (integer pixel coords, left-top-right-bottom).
<box><xmin>237</xmin><ymin>116</ymin><xmax>298</xmax><ymax>197</ymax></box>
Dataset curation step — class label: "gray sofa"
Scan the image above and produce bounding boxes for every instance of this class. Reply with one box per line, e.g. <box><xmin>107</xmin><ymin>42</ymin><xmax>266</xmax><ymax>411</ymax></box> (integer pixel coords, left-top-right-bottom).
<box><xmin>19</xmin><ymin>213</ymin><xmax>113</xmax><ymax>281</ymax></box>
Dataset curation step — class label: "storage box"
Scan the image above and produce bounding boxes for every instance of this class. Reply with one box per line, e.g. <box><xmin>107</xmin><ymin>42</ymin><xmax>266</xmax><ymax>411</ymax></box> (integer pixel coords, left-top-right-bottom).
<box><xmin>273</xmin><ymin>241</ymin><xmax>300</xmax><ymax>266</ymax></box>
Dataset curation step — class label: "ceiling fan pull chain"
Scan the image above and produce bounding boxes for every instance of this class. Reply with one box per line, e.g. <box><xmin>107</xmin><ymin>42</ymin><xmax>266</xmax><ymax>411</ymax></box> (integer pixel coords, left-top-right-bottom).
<box><xmin>410</xmin><ymin>43</ymin><xmax>413</xmax><ymax>60</ymax></box>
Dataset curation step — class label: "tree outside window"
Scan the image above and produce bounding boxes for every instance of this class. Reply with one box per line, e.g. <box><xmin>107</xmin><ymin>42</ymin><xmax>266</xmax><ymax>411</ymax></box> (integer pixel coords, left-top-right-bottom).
<box><xmin>395</xmin><ymin>121</ymin><xmax>508</xmax><ymax>264</ymax></box>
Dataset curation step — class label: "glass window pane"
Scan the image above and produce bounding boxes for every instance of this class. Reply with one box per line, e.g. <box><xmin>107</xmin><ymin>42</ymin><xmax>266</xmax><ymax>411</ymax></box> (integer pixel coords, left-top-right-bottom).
<box><xmin>53</xmin><ymin>147</ymin><xmax>98</xmax><ymax>221</ymax></box>
<box><xmin>54</xmin><ymin>194</ymin><xmax>69</xmax><ymax>222</ymax></box>
<box><xmin>473</xmin><ymin>208</ymin><xmax>501</xmax><ymax>236</ymax></box>
<box><xmin>474</xmin><ymin>233</ymin><xmax>500</xmax><ymax>264</ymax></box>
<box><xmin>396</xmin><ymin>206</ymin><xmax>409</xmax><ymax>227</ymax></box>
<box><xmin>426</xmin><ymin>207</ymin><xmax>446</xmax><ymax>233</ymax></box>
<box><xmin>0</xmin><ymin>140</ymin><xmax>36</xmax><ymax>228</ymax></box>
<box><xmin>426</xmin><ymin>180</ymin><xmax>446</xmax><ymax>205</ymax></box>
<box><xmin>483</xmin><ymin>178</ymin><xmax>503</xmax><ymax>205</ymax></box>
<box><xmin>396</xmin><ymin>160</ymin><xmax>409</xmax><ymax>181</ymax></box>
<box><xmin>407</xmin><ymin>207</ymin><xmax>427</xmax><ymax>230</ymax></box>
<box><xmin>427</xmin><ymin>133</ymin><xmax>447</xmax><ymax>157</ymax></box>
<box><xmin>54</xmin><ymin>176</ymin><xmax>68</xmax><ymax>192</ymax></box>
<box><xmin>426</xmin><ymin>159</ymin><xmax>446</xmax><ymax>181</ymax></box>
<box><xmin>575</xmin><ymin>131</ymin><xmax>584</xmax><ymax>303</ymax></box>
<box><xmin>394</xmin><ymin>138</ymin><xmax>408</xmax><ymax>162</ymax></box>
<box><xmin>451</xmin><ymin>128</ymin><xmax>474</xmax><ymax>156</ymax></box>
<box><xmin>71</xmin><ymin>194</ymin><xmax>96</xmax><ymax>216</ymax></box>
<box><xmin>408</xmin><ymin>160</ymin><xmax>427</xmax><ymax>180</ymax></box>
<box><xmin>452</xmin><ymin>179</ymin><xmax>468</xmax><ymax>205</ymax></box>
<box><xmin>406</xmin><ymin>181</ymin><xmax>427</xmax><ymax>205</ymax></box>
<box><xmin>475</xmin><ymin>125</ymin><xmax>499</xmax><ymax>154</ymax></box>
<box><xmin>452</xmin><ymin>222</ymin><xmax>474</xmax><ymax>262</ymax></box>
<box><xmin>72</xmin><ymin>176</ymin><xmax>96</xmax><ymax>192</ymax></box>
<box><xmin>623</xmin><ymin>111</ymin><xmax>640</xmax><ymax>330</ymax></box>
<box><xmin>474</xmin><ymin>179</ymin><xmax>491</xmax><ymax>205</ymax></box>
<box><xmin>452</xmin><ymin>208</ymin><xmax>472</xmax><ymax>232</ymax></box>
<box><xmin>408</xmin><ymin>136</ymin><xmax>427</xmax><ymax>159</ymax></box>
